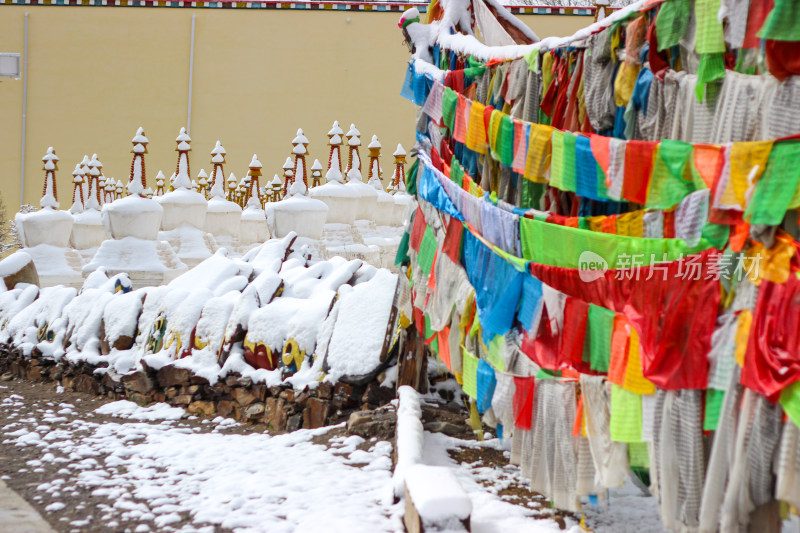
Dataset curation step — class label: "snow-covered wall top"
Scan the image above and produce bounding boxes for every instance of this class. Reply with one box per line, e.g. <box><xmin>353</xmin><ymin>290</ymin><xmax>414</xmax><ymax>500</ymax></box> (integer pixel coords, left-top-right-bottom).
<box><xmin>4</xmin><ymin>0</ymin><xmax>604</xmax><ymax>14</ymax></box>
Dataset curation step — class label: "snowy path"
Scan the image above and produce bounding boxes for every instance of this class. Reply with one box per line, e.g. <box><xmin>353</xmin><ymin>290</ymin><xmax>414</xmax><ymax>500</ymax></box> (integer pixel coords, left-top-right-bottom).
<box><xmin>0</xmin><ymin>385</ymin><xmax>400</xmax><ymax>533</ymax></box>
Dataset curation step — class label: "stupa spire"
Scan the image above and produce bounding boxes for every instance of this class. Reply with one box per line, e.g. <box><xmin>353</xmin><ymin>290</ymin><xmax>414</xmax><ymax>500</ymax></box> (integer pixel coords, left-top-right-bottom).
<box><xmin>246</xmin><ymin>155</ymin><xmax>263</xmax><ymax>208</ymax></box>
<box><xmin>173</xmin><ymin>127</ymin><xmax>192</xmax><ymax>190</ymax></box>
<box><xmin>326</xmin><ymin>121</ymin><xmax>344</xmax><ymax>184</ymax></box>
<box><xmin>127</xmin><ymin>126</ymin><xmax>149</xmax><ymax>197</ymax></box>
<box><xmin>391</xmin><ymin>144</ymin><xmax>407</xmax><ymax>193</ymax></box>
<box><xmin>85</xmin><ymin>154</ymin><xmax>102</xmax><ymax>210</ymax></box>
<box><xmin>210</xmin><ymin>140</ymin><xmax>226</xmax><ymax>199</ymax></box>
<box><xmin>40</xmin><ymin>147</ymin><xmax>59</xmax><ymax>209</ymax></box>
<box><xmin>344</xmin><ymin>123</ymin><xmax>361</xmax><ymax>180</ymax></box>
<box><xmin>70</xmin><ymin>163</ymin><xmax>85</xmax><ymax>214</ymax></box>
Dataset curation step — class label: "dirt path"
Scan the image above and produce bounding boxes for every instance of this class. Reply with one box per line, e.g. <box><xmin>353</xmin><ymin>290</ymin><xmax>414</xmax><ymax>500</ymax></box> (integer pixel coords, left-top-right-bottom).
<box><xmin>0</xmin><ymin>377</ymin><xmax>259</xmax><ymax>533</ymax></box>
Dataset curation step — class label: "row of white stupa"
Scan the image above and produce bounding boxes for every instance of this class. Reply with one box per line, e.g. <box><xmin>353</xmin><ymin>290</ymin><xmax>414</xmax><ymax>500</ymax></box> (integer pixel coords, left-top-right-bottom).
<box><xmin>15</xmin><ymin>123</ymin><xmax>412</xmax><ymax>288</ymax></box>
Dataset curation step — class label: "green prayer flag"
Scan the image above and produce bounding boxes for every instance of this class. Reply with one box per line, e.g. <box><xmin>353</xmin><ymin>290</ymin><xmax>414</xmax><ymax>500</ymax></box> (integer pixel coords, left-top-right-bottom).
<box><xmin>442</xmin><ymin>87</ymin><xmax>458</xmax><ymax>132</ymax></box>
<box><xmin>497</xmin><ymin>115</ymin><xmax>515</xmax><ymax>167</ymax></box>
<box><xmin>487</xmin><ymin>334</ymin><xmax>506</xmax><ymax>372</ymax></box>
<box><xmin>779</xmin><ymin>379</ymin><xmax>800</xmax><ymax>428</ymax></box>
<box><xmin>519</xmin><ymin>216</ymin><xmax>710</xmax><ymax>268</ymax></box>
<box><xmin>758</xmin><ymin>0</ymin><xmax>800</xmax><ymax>41</ymax></box>
<box><xmin>702</xmin><ymin>222</ymin><xmax>730</xmax><ymax>250</ymax></box>
<box><xmin>450</xmin><ymin>155</ymin><xmax>464</xmax><ymax>187</ymax></box>
<box><xmin>561</xmin><ymin>132</ymin><xmax>577</xmax><ymax>193</ymax></box>
<box><xmin>550</xmin><ymin>130</ymin><xmax>565</xmax><ymax>190</ymax></box>
<box><xmin>610</xmin><ymin>384</ymin><xmax>643</xmax><ymax>443</ymax></box>
<box><xmin>695</xmin><ymin>0</ymin><xmax>726</xmax><ymax>54</ymax></box>
<box><xmin>395</xmin><ymin>231</ymin><xmax>411</xmax><ymax>266</ymax></box>
<box><xmin>462</xmin><ymin>348</ymin><xmax>479</xmax><ymax>398</ymax></box>
<box><xmin>628</xmin><ymin>442</ymin><xmax>650</xmax><ymax>469</ymax></box>
<box><xmin>417</xmin><ymin>226</ymin><xmax>437</xmax><ymax>273</ymax></box>
<box><xmin>745</xmin><ymin>140</ymin><xmax>800</xmax><ymax>226</ymax></box>
<box><xmin>656</xmin><ymin>0</ymin><xmax>690</xmax><ymax>51</ymax></box>
<box><xmin>647</xmin><ymin>141</ymin><xmax>696</xmax><ymax>209</ymax></box>
<box><xmin>588</xmin><ymin>305</ymin><xmax>615</xmax><ymax>373</ymax></box>
<box><xmin>406</xmin><ymin>158</ymin><xmax>419</xmax><ymax>196</ymax></box>
<box><xmin>703</xmin><ymin>388</ymin><xmax>726</xmax><ymax>431</ymax></box>
<box><xmin>696</xmin><ymin>52</ymin><xmax>726</xmax><ymax>102</ymax></box>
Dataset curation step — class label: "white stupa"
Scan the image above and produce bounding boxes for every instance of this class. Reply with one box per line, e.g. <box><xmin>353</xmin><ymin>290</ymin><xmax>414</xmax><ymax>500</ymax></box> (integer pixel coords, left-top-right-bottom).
<box><xmin>309</xmin><ymin>122</ymin><xmax>361</xmax><ymax>225</ymax></box>
<box><xmin>87</xmin><ymin>127</ymin><xmax>186</xmax><ymax>288</ymax></box>
<box><xmin>239</xmin><ymin>155</ymin><xmax>270</xmax><ymax>248</ymax></box>
<box><xmin>70</xmin><ymin>153</ymin><xmax>108</xmax><ymax>252</ymax></box>
<box><xmin>14</xmin><ymin>147</ymin><xmax>84</xmax><ymax>287</ymax></box>
<box><xmin>366</xmin><ymin>136</ymin><xmax>396</xmax><ymax>226</ymax></box>
<box><xmin>155</xmin><ymin>127</ymin><xmax>215</xmax><ymax>268</ymax></box>
<box><xmin>390</xmin><ymin>143</ymin><xmax>413</xmax><ymax>225</ymax></box>
<box><xmin>343</xmin><ymin>125</ymin><xmax>378</xmax><ymax>221</ymax></box>
<box><xmin>205</xmin><ymin>141</ymin><xmax>242</xmax><ymax>251</ymax></box>
<box><xmin>272</xmin><ymin>132</ymin><xmax>328</xmax><ymax>240</ymax></box>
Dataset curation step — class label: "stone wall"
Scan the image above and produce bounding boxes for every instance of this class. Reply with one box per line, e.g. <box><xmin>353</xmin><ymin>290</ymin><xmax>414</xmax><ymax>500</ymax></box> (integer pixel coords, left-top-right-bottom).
<box><xmin>0</xmin><ymin>345</ymin><xmax>396</xmax><ymax>433</ymax></box>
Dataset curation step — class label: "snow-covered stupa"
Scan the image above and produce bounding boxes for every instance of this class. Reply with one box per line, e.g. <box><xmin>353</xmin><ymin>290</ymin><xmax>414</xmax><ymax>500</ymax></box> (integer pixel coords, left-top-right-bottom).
<box><xmin>156</xmin><ymin>128</ymin><xmax>215</xmax><ymax>268</ymax></box>
<box><xmin>70</xmin><ymin>153</ymin><xmax>108</xmax><ymax>253</ymax></box>
<box><xmin>389</xmin><ymin>143</ymin><xmax>412</xmax><ymax>225</ymax></box>
<box><xmin>86</xmin><ymin>127</ymin><xmax>186</xmax><ymax>288</ymax></box>
<box><xmin>239</xmin><ymin>155</ymin><xmax>271</xmax><ymax>248</ymax></box>
<box><xmin>205</xmin><ymin>141</ymin><xmax>242</xmax><ymax>252</ymax></box>
<box><xmin>309</xmin><ymin>121</ymin><xmax>361</xmax><ymax>225</ymax></box>
<box><xmin>343</xmin><ymin>124</ymin><xmax>379</xmax><ymax>221</ymax></box>
<box><xmin>14</xmin><ymin>148</ymin><xmax>84</xmax><ymax>287</ymax></box>
<box><xmin>366</xmin><ymin>136</ymin><xmax>396</xmax><ymax>227</ymax></box>
<box><xmin>271</xmin><ymin>130</ymin><xmax>329</xmax><ymax>240</ymax></box>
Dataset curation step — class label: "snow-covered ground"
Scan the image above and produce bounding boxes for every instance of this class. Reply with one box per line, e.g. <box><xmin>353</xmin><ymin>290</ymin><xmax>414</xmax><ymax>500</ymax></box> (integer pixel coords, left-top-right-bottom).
<box><xmin>1</xmin><ymin>392</ymin><xmax>398</xmax><ymax>532</ymax></box>
<box><xmin>0</xmin><ymin>389</ymin><xmax>596</xmax><ymax>533</ymax></box>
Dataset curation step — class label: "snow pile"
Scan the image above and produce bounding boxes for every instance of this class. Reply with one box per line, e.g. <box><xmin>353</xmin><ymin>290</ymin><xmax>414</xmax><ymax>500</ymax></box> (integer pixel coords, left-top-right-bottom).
<box><xmin>392</xmin><ymin>385</ymin><xmax>425</xmax><ymax>498</ymax></box>
<box><xmin>405</xmin><ymin>464</ymin><xmax>472</xmax><ymax>525</ymax></box>
<box><xmin>326</xmin><ymin>268</ymin><xmax>398</xmax><ymax>381</ymax></box>
<box><xmin>96</xmin><ymin>400</ymin><xmax>186</xmax><ymax>421</ymax></box>
<box><xmin>0</xmin><ymin>234</ymin><xmax>401</xmax><ymax>389</ymax></box>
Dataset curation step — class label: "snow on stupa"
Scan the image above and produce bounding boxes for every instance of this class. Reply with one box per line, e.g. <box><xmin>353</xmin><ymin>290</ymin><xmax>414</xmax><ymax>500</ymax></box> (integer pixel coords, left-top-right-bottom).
<box><xmin>240</xmin><ymin>154</ymin><xmax>270</xmax><ymax>248</ymax></box>
<box><xmin>271</xmin><ymin>133</ymin><xmax>328</xmax><ymax>241</ymax></box>
<box><xmin>205</xmin><ymin>141</ymin><xmax>242</xmax><ymax>251</ymax></box>
<box><xmin>87</xmin><ymin>127</ymin><xmax>186</xmax><ymax>288</ymax></box>
<box><xmin>366</xmin><ymin>136</ymin><xmax>396</xmax><ymax>227</ymax></box>
<box><xmin>309</xmin><ymin>122</ymin><xmax>360</xmax><ymax>225</ymax></box>
<box><xmin>70</xmin><ymin>153</ymin><xmax>108</xmax><ymax>252</ymax></box>
<box><xmin>155</xmin><ymin>127</ymin><xmax>214</xmax><ymax>268</ymax></box>
<box><xmin>14</xmin><ymin>147</ymin><xmax>83</xmax><ymax>287</ymax></box>
<box><xmin>343</xmin><ymin>125</ymin><xmax>378</xmax><ymax>221</ymax></box>
<box><xmin>390</xmin><ymin>143</ymin><xmax>412</xmax><ymax>225</ymax></box>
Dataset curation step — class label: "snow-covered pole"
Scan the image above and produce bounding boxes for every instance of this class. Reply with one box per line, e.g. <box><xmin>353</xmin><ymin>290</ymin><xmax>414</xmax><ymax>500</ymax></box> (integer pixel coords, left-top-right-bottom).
<box><xmin>127</xmin><ymin>126</ymin><xmax>149</xmax><ymax>197</ymax></box>
<box><xmin>391</xmin><ymin>144</ymin><xmax>407</xmax><ymax>193</ymax></box>
<box><xmin>40</xmin><ymin>147</ymin><xmax>59</xmax><ymax>210</ymax></box>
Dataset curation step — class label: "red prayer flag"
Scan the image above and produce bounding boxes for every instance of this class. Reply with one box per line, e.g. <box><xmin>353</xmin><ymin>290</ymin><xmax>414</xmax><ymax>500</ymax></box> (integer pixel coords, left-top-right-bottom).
<box><xmin>513</xmin><ymin>376</ymin><xmax>536</xmax><ymax>430</ymax></box>
<box><xmin>622</xmin><ymin>140</ymin><xmax>657</xmax><ymax>204</ymax></box>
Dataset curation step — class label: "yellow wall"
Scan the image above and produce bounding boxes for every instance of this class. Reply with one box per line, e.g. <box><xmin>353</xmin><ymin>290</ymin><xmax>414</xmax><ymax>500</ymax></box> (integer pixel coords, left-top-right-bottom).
<box><xmin>0</xmin><ymin>6</ymin><xmax>590</xmax><ymax>210</ymax></box>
